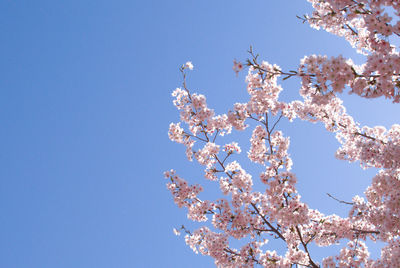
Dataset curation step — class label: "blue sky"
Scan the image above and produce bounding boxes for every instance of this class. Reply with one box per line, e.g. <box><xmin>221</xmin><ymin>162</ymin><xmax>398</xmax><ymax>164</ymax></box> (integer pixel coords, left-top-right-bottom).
<box><xmin>1</xmin><ymin>1</ymin><xmax>400</xmax><ymax>267</ymax></box>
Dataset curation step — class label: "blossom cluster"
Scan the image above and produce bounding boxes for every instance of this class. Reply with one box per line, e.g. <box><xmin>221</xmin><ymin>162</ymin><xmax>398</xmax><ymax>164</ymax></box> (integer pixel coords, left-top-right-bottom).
<box><xmin>164</xmin><ymin>1</ymin><xmax>400</xmax><ymax>267</ymax></box>
<box><xmin>303</xmin><ymin>0</ymin><xmax>400</xmax><ymax>102</ymax></box>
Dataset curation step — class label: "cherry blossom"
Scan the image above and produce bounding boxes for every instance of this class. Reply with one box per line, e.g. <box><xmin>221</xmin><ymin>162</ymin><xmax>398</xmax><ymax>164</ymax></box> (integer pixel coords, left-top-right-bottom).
<box><xmin>164</xmin><ymin>1</ymin><xmax>400</xmax><ymax>267</ymax></box>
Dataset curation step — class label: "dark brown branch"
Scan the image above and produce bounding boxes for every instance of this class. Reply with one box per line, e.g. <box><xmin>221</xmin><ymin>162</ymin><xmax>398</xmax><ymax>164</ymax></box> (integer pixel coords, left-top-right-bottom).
<box><xmin>295</xmin><ymin>226</ymin><xmax>319</xmax><ymax>268</ymax></box>
<box><xmin>327</xmin><ymin>193</ymin><xmax>354</xmax><ymax>205</ymax></box>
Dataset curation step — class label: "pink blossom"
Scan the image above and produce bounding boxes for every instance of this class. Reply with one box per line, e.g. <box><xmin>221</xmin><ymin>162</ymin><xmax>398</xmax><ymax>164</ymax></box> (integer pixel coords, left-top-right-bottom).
<box><xmin>164</xmin><ymin>1</ymin><xmax>400</xmax><ymax>266</ymax></box>
<box><xmin>184</xmin><ymin>61</ymin><xmax>194</xmax><ymax>70</ymax></box>
<box><xmin>233</xmin><ymin>59</ymin><xmax>243</xmax><ymax>76</ymax></box>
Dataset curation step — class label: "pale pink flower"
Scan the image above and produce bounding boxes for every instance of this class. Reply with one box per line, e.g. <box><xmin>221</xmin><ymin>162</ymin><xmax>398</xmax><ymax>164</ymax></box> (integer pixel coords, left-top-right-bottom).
<box><xmin>233</xmin><ymin>59</ymin><xmax>243</xmax><ymax>76</ymax></box>
<box><xmin>184</xmin><ymin>61</ymin><xmax>194</xmax><ymax>70</ymax></box>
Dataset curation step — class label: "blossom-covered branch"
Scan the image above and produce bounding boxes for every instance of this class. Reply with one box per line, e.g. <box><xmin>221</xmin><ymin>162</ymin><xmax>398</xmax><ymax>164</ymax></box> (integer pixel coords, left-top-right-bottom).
<box><xmin>164</xmin><ymin>1</ymin><xmax>400</xmax><ymax>267</ymax></box>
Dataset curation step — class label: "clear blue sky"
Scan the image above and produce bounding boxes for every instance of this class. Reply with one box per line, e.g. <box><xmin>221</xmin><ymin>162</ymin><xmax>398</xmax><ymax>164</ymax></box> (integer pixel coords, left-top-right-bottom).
<box><xmin>1</xmin><ymin>1</ymin><xmax>399</xmax><ymax>267</ymax></box>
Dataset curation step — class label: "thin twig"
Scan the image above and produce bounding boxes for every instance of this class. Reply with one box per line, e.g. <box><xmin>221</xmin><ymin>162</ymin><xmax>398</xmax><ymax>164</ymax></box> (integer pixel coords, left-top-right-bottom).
<box><xmin>327</xmin><ymin>193</ymin><xmax>354</xmax><ymax>205</ymax></box>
